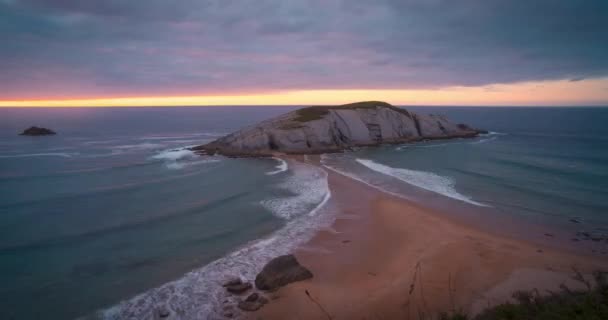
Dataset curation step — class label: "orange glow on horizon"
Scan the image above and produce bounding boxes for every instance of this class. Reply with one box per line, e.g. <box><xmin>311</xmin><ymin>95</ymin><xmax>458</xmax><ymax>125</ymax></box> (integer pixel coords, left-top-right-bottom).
<box><xmin>1</xmin><ymin>78</ymin><xmax>607</xmax><ymax>107</ymax></box>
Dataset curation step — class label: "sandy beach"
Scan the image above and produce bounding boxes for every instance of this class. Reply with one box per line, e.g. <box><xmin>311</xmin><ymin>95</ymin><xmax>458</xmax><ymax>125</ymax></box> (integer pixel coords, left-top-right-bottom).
<box><xmin>252</xmin><ymin>156</ymin><xmax>608</xmax><ymax>319</ymax></box>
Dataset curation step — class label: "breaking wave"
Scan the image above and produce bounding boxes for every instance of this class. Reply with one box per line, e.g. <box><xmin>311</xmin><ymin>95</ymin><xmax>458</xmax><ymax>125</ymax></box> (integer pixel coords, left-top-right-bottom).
<box><xmin>98</xmin><ymin>162</ymin><xmax>332</xmax><ymax>320</ymax></box>
<box><xmin>112</xmin><ymin>142</ymin><xmax>166</xmax><ymax>150</ymax></box>
<box><xmin>261</xmin><ymin>161</ymin><xmax>330</xmax><ymax>219</ymax></box>
<box><xmin>470</xmin><ymin>136</ymin><xmax>497</xmax><ymax>144</ymax></box>
<box><xmin>354</xmin><ymin>159</ymin><xmax>487</xmax><ymax>207</ymax></box>
<box><xmin>265</xmin><ymin>157</ymin><xmax>288</xmax><ymax>175</ymax></box>
<box><xmin>151</xmin><ymin>148</ymin><xmax>197</xmax><ymax>162</ymax></box>
<box><xmin>0</xmin><ymin>152</ymin><xmax>77</xmax><ymax>158</ymax></box>
<box><xmin>149</xmin><ymin>147</ymin><xmax>220</xmax><ymax>170</ymax></box>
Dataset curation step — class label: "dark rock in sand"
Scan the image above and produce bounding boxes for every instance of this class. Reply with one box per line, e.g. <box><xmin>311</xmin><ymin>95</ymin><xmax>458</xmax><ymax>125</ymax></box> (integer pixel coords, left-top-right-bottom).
<box><xmin>226</xmin><ymin>282</ymin><xmax>252</xmax><ymax>294</ymax></box>
<box><xmin>157</xmin><ymin>306</ymin><xmax>170</xmax><ymax>318</ymax></box>
<box><xmin>20</xmin><ymin>126</ymin><xmax>56</xmax><ymax>136</ymax></box>
<box><xmin>255</xmin><ymin>254</ymin><xmax>313</xmax><ymax>291</ymax></box>
<box><xmin>245</xmin><ymin>293</ymin><xmax>259</xmax><ymax>302</ymax></box>
<box><xmin>222</xmin><ymin>277</ymin><xmax>243</xmax><ymax>287</ymax></box>
<box><xmin>237</xmin><ymin>294</ymin><xmax>268</xmax><ymax>312</ymax></box>
<box><xmin>576</xmin><ymin>231</ymin><xmax>607</xmax><ymax>242</ymax></box>
<box><xmin>237</xmin><ymin>300</ymin><xmax>264</xmax><ymax>312</ymax></box>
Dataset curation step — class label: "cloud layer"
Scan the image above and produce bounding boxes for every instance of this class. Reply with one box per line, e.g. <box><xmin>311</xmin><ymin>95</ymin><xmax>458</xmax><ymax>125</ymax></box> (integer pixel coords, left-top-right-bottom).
<box><xmin>1</xmin><ymin>0</ymin><xmax>607</xmax><ymax>98</ymax></box>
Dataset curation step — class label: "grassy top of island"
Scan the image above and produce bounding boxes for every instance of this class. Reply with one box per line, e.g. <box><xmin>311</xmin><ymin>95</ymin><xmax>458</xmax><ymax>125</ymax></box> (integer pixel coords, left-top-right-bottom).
<box><xmin>292</xmin><ymin>101</ymin><xmax>413</xmax><ymax>122</ymax></box>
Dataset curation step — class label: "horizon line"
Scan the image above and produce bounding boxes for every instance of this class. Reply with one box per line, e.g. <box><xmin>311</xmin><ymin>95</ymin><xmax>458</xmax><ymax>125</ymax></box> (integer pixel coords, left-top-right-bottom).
<box><xmin>2</xmin><ymin>79</ymin><xmax>608</xmax><ymax>107</ymax></box>
<box><xmin>1</xmin><ymin>103</ymin><xmax>608</xmax><ymax>108</ymax></box>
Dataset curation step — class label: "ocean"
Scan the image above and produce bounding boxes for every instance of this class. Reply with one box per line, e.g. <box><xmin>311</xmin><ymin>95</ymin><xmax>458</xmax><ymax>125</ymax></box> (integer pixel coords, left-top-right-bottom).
<box><xmin>1</xmin><ymin>106</ymin><xmax>607</xmax><ymax>319</ymax></box>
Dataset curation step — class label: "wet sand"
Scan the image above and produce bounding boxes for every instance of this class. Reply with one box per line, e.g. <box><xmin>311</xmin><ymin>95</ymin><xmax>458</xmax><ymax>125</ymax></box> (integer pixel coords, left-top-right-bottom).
<box><xmin>252</xmin><ymin>156</ymin><xmax>607</xmax><ymax>319</ymax></box>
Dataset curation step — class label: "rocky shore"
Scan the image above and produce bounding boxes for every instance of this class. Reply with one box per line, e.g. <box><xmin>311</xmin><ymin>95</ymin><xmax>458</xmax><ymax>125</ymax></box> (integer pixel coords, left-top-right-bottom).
<box><xmin>218</xmin><ymin>254</ymin><xmax>313</xmax><ymax>318</ymax></box>
<box><xmin>192</xmin><ymin>101</ymin><xmax>485</xmax><ymax>157</ymax></box>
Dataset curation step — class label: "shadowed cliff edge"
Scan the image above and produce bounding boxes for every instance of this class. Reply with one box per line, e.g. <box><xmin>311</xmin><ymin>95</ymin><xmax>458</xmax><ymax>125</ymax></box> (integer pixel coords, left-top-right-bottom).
<box><xmin>191</xmin><ymin>101</ymin><xmax>486</xmax><ymax>157</ymax></box>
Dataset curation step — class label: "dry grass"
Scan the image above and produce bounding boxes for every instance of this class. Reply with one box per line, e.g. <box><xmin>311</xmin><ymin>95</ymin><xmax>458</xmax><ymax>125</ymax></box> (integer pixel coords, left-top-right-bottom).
<box><xmin>441</xmin><ymin>269</ymin><xmax>608</xmax><ymax>320</ymax></box>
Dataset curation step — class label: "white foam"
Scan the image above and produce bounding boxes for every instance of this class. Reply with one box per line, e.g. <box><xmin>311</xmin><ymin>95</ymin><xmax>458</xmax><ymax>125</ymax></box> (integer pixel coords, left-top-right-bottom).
<box><xmin>151</xmin><ymin>148</ymin><xmax>196</xmax><ymax>162</ymax></box>
<box><xmin>395</xmin><ymin>139</ymin><xmax>466</xmax><ymax>150</ymax></box>
<box><xmin>149</xmin><ymin>147</ymin><xmax>221</xmax><ymax>170</ymax></box>
<box><xmin>261</xmin><ymin>162</ymin><xmax>329</xmax><ymax>220</ymax></box>
<box><xmin>397</xmin><ymin>142</ymin><xmax>458</xmax><ymax>150</ymax></box>
<box><xmin>355</xmin><ymin>159</ymin><xmax>488</xmax><ymax>207</ymax></box>
<box><xmin>98</xmin><ymin>163</ymin><xmax>333</xmax><ymax>320</ymax></box>
<box><xmin>470</xmin><ymin>136</ymin><xmax>497</xmax><ymax>144</ymax></box>
<box><xmin>487</xmin><ymin>131</ymin><xmax>507</xmax><ymax>136</ymax></box>
<box><xmin>320</xmin><ymin>158</ymin><xmax>416</xmax><ymax>202</ymax></box>
<box><xmin>265</xmin><ymin>157</ymin><xmax>288</xmax><ymax>175</ymax></box>
<box><xmin>82</xmin><ymin>139</ymin><xmax>120</xmax><ymax>146</ymax></box>
<box><xmin>112</xmin><ymin>142</ymin><xmax>165</xmax><ymax>150</ymax></box>
<box><xmin>165</xmin><ymin>159</ymin><xmax>220</xmax><ymax>170</ymax></box>
<box><xmin>139</xmin><ymin>132</ymin><xmax>226</xmax><ymax>140</ymax></box>
<box><xmin>0</xmin><ymin>152</ymin><xmax>77</xmax><ymax>158</ymax></box>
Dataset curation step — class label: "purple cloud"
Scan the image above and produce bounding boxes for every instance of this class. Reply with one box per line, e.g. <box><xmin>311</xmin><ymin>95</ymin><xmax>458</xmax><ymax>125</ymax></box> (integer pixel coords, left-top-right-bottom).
<box><xmin>1</xmin><ymin>0</ymin><xmax>607</xmax><ymax>98</ymax></box>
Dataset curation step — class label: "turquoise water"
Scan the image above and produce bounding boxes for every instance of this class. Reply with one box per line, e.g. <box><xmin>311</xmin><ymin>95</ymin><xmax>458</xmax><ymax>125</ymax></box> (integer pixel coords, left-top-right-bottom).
<box><xmin>1</xmin><ymin>106</ymin><xmax>607</xmax><ymax>319</ymax></box>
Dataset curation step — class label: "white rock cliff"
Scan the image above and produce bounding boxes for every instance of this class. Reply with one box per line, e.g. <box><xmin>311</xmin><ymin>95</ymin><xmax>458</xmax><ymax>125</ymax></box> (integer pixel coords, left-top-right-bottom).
<box><xmin>193</xmin><ymin>101</ymin><xmax>484</xmax><ymax>156</ymax></box>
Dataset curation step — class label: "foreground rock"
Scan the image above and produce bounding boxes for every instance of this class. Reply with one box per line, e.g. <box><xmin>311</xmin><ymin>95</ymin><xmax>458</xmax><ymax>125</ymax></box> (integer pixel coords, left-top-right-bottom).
<box><xmin>238</xmin><ymin>293</ymin><xmax>269</xmax><ymax>312</ymax></box>
<box><xmin>255</xmin><ymin>254</ymin><xmax>313</xmax><ymax>291</ymax></box>
<box><xmin>19</xmin><ymin>126</ymin><xmax>56</xmax><ymax>136</ymax></box>
<box><xmin>222</xmin><ymin>277</ymin><xmax>253</xmax><ymax>294</ymax></box>
<box><xmin>225</xmin><ymin>282</ymin><xmax>252</xmax><ymax>294</ymax></box>
<box><xmin>193</xmin><ymin>101</ymin><xmax>485</xmax><ymax>157</ymax></box>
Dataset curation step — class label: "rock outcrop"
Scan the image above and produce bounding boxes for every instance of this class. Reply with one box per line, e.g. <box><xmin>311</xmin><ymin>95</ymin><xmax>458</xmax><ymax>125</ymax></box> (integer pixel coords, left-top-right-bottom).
<box><xmin>255</xmin><ymin>254</ymin><xmax>313</xmax><ymax>291</ymax></box>
<box><xmin>193</xmin><ymin>101</ymin><xmax>484</xmax><ymax>157</ymax></box>
<box><xmin>237</xmin><ymin>293</ymin><xmax>269</xmax><ymax>312</ymax></box>
<box><xmin>19</xmin><ymin>126</ymin><xmax>56</xmax><ymax>136</ymax></box>
<box><xmin>222</xmin><ymin>278</ymin><xmax>253</xmax><ymax>294</ymax></box>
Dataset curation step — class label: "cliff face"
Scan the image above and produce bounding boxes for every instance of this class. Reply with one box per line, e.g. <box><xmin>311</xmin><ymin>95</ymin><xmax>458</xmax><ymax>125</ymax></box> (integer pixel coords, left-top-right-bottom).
<box><xmin>193</xmin><ymin>101</ymin><xmax>483</xmax><ymax>156</ymax></box>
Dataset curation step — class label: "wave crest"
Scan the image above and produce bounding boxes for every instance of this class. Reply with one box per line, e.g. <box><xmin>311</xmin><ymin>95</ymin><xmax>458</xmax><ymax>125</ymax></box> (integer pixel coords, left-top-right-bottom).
<box><xmin>262</xmin><ymin>162</ymin><xmax>329</xmax><ymax>219</ymax></box>
<box><xmin>98</xmin><ymin>163</ymin><xmax>332</xmax><ymax>320</ymax></box>
<box><xmin>266</xmin><ymin>157</ymin><xmax>288</xmax><ymax>175</ymax></box>
<box><xmin>355</xmin><ymin>159</ymin><xmax>488</xmax><ymax>207</ymax></box>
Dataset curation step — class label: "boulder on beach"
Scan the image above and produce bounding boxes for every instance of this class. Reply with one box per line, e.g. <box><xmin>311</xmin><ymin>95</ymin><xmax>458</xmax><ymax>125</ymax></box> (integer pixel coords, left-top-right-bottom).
<box><xmin>237</xmin><ymin>293</ymin><xmax>269</xmax><ymax>312</ymax></box>
<box><xmin>255</xmin><ymin>254</ymin><xmax>313</xmax><ymax>291</ymax></box>
<box><xmin>226</xmin><ymin>282</ymin><xmax>252</xmax><ymax>294</ymax></box>
<box><xmin>19</xmin><ymin>126</ymin><xmax>56</xmax><ymax>136</ymax></box>
<box><xmin>192</xmin><ymin>101</ymin><xmax>484</xmax><ymax>157</ymax></box>
<box><xmin>222</xmin><ymin>278</ymin><xmax>253</xmax><ymax>294</ymax></box>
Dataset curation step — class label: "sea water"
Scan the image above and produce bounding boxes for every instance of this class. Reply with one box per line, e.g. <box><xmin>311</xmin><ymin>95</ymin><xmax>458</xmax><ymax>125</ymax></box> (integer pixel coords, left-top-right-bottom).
<box><xmin>322</xmin><ymin>107</ymin><xmax>608</xmax><ymax>248</ymax></box>
<box><xmin>0</xmin><ymin>106</ymin><xmax>607</xmax><ymax>319</ymax></box>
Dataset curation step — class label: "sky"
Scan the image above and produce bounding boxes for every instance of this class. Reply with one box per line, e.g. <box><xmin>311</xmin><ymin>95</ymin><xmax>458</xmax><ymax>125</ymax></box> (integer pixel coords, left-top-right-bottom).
<box><xmin>1</xmin><ymin>0</ymin><xmax>607</xmax><ymax>107</ymax></box>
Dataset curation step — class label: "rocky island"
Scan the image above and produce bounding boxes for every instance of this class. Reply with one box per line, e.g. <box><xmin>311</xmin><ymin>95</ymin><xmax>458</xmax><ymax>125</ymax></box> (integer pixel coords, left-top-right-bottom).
<box><xmin>192</xmin><ymin>101</ymin><xmax>484</xmax><ymax>157</ymax></box>
<box><xmin>19</xmin><ymin>126</ymin><xmax>56</xmax><ymax>136</ymax></box>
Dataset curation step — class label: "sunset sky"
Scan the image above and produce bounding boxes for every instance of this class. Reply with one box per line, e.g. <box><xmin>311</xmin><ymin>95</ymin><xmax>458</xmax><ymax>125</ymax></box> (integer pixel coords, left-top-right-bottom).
<box><xmin>1</xmin><ymin>0</ymin><xmax>607</xmax><ymax>107</ymax></box>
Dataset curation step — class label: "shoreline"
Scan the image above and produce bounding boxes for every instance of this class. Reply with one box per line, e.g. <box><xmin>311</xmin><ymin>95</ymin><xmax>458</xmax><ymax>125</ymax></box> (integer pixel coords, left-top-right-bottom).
<box><xmin>252</xmin><ymin>155</ymin><xmax>607</xmax><ymax>319</ymax></box>
<box><xmin>320</xmin><ymin>153</ymin><xmax>605</xmax><ymax>258</ymax></box>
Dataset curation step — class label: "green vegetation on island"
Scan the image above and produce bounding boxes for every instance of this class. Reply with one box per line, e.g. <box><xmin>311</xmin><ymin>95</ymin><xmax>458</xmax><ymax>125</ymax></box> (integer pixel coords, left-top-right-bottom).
<box><xmin>292</xmin><ymin>101</ymin><xmax>412</xmax><ymax>122</ymax></box>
